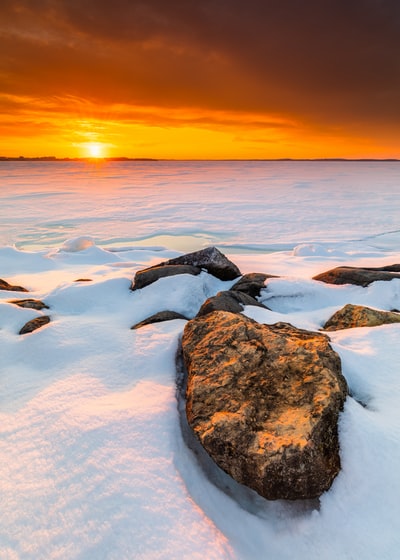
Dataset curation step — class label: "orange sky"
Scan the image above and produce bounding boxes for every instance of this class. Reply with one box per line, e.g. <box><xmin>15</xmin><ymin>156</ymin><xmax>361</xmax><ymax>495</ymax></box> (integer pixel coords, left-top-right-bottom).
<box><xmin>1</xmin><ymin>1</ymin><xmax>400</xmax><ymax>159</ymax></box>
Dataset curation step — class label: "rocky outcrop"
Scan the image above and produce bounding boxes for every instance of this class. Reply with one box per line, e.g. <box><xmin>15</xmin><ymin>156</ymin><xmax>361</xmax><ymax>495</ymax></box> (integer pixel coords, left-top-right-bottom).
<box><xmin>0</xmin><ymin>278</ymin><xmax>28</xmax><ymax>292</ymax></box>
<box><xmin>132</xmin><ymin>264</ymin><xmax>201</xmax><ymax>290</ymax></box>
<box><xmin>196</xmin><ymin>290</ymin><xmax>267</xmax><ymax>317</ymax></box>
<box><xmin>182</xmin><ymin>311</ymin><xmax>347</xmax><ymax>501</ymax></box>
<box><xmin>323</xmin><ymin>304</ymin><xmax>400</xmax><ymax>331</ymax></box>
<box><xmin>8</xmin><ymin>299</ymin><xmax>49</xmax><ymax>310</ymax></box>
<box><xmin>19</xmin><ymin>316</ymin><xmax>51</xmax><ymax>335</ymax></box>
<box><xmin>230</xmin><ymin>272</ymin><xmax>277</xmax><ymax>298</ymax></box>
<box><xmin>313</xmin><ymin>265</ymin><xmax>400</xmax><ymax>287</ymax></box>
<box><xmin>131</xmin><ymin>310</ymin><xmax>188</xmax><ymax>329</ymax></box>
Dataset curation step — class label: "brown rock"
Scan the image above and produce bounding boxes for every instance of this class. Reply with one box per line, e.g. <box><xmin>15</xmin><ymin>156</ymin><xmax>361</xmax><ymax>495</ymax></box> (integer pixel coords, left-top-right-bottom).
<box><xmin>313</xmin><ymin>265</ymin><xmax>400</xmax><ymax>287</ymax></box>
<box><xmin>182</xmin><ymin>311</ymin><xmax>347</xmax><ymax>501</ymax></box>
<box><xmin>19</xmin><ymin>316</ymin><xmax>51</xmax><ymax>335</ymax></box>
<box><xmin>323</xmin><ymin>304</ymin><xmax>400</xmax><ymax>331</ymax></box>
<box><xmin>0</xmin><ymin>278</ymin><xmax>28</xmax><ymax>292</ymax></box>
<box><xmin>131</xmin><ymin>264</ymin><xmax>201</xmax><ymax>290</ymax></box>
<box><xmin>131</xmin><ymin>310</ymin><xmax>188</xmax><ymax>329</ymax></box>
<box><xmin>8</xmin><ymin>299</ymin><xmax>49</xmax><ymax>310</ymax></box>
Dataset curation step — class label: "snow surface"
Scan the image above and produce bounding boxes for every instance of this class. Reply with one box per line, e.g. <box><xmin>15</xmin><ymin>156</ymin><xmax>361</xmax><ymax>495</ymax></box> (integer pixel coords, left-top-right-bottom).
<box><xmin>1</xmin><ymin>161</ymin><xmax>400</xmax><ymax>559</ymax></box>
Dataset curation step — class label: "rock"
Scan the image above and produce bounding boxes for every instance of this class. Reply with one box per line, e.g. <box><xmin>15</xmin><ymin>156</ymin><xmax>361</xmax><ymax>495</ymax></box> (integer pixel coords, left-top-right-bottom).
<box><xmin>0</xmin><ymin>278</ymin><xmax>28</xmax><ymax>292</ymax></box>
<box><xmin>131</xmin><ymin>310</ymin><xmax>189</xmax><ymax>329</ymax></box>
<box><xmin>131</xmin><ymin>264</ymin><xmax>201</xmax><ymax>290</ymax></box>
<box><xmin>196</xmin><ymin>290</ymin><xmax>268</xmax><ymax>317</ymax></box>
<box><xmin>230</xmin><ymin>272</ymin><xmax>277</xmax><ymax>298</ymax></box>
<box><xmin>8</xmin><ymin>299</ymin><xmax>49</xmax><ymax>310</ymax></box>
<box><xmin>160</xmin><ymin>247</ymin><xmax>241</xmax><ymax>281</ymax></box>
<box><xmin>323</xmin><ymin>304</ymin><xmax>400</xmax><ymax>331</ymax></box>
<box><xmin>19</xmin><ymin>316</ymin><xmax>51</xmax><ymax>335</ymax></box>
<box><xmin>313</xmin><ymin>265</ymin><xmax>400</xmax><ymax>287</ymax></box>
<box><xmin>182</xmin><ymin>311</ymin><xmax>347</xmax><ymax>501</ymax></box>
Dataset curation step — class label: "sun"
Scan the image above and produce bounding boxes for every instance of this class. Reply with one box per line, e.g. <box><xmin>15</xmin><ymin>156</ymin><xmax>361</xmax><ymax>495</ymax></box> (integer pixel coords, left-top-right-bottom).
<box><xmin>86</xmin><ymin>142</ymin><xmax>104</xmax><ymax>158</ymax></box>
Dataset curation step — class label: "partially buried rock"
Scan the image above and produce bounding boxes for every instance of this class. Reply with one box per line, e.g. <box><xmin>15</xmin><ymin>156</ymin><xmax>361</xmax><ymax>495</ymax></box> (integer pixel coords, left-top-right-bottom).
<box><xmin>313</xmin><ymin>265</ymin><xmax>400</xmax><ymax>287</ymax></box>
<box><xmin>323</xmin><ymin>304</ymin><xmax>400</xmax><ymax>331</ymax></box>
<box><xmin>132</xmin><ymin>264</ymin><xmax>201</xmax><ymax>290</ymax></box>
<box><xmin>163</xmin><ymin>246</ymin><xmax>241</xmax><ymax>280</ymax></box>
<box><xmin>0</xmin><ymin>278</ymin><xmax>28</xmax><ymax>292</ymax></box>
<box><xmin>196</xmin><ymin>290</ymin><xmax>267</xmax><ymax>317</ymax></box>
<box><xmin>230</xmin><ymin>272</ymin><xmax>278</xmax><ymax>298</ymax></box>
<box><xmin>131</xmin><ymin>247</ymin><xmax>241</xmax><ymax>289</ymax></box>
<box><xmin>182</xmin><ymin>311</ymin><xmax>347</xmax><ymax>501</ymax></box>
<box><xmin>19</xmin><ymin>316</ymin><xmax>51</xmax><ymax>335</ymax></box>
<box><xmin>131</xmin><ymin>310</ymin><xmax>188</xmax><ymax>329</ymax></box>
<box><xmin>9</xmin><ymin>299</ymin><xmax>49</xmax><ymax>310</ymax></box>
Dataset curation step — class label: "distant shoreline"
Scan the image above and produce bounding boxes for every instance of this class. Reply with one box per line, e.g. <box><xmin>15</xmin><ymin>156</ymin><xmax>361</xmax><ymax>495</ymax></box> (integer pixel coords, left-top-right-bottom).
<box><xmin>0</xmin><ymin>156</ymin><xmax>399</xmax><ymax>162</ymax></box>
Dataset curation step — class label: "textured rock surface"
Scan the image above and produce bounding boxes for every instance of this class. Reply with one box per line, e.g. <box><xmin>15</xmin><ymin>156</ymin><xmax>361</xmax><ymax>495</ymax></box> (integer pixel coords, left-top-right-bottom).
<box><xmin>162</xmin><ymin>246</ymin><xmax>241</xmax><ymax>281</ymax></box>
<box><xmin>196</xmin><ymin>290</ymin><xmax>267</xmax><ymax>317</ymax></box>
<box><xmin>182</xmin><ymin>311</ymin><xmax>347</xmax><ymax>500</ymax></box>
<box><xmin>0</xmin><ymin>278</ymin><xmax>28</xmax><ymax>292</ymax></box>
<box><xmin>131</xmin><ymin>310</ymin><xmax>188</xmax><ymax>329</ymax></box>
<box><xmin>131</xmin><ymin>264</ymin><xmax>201</xmax><ymax>290</ymax></box>
<box><xmin>8</xmin><ymin>299</ymin><xmax>49</xmax><ymax>310</ymax></box>
<box><xmin>230</xmin><ymin>272</ymin><xmax>277</xmax><ymax>298</ymax></box>
<box><xmin>323</xmin><ymin>304</ymin><xmax>400</xmax><ymax>331</ymax></box>
<box><xmin>313</xmin><ymin>265</ymin><xmax>400</xmax><ymax>286</ymax></box>
<box><xmin>19</xmin><ymin>316</ymin><xmax>51</xmax><ymax>335</ymax></box>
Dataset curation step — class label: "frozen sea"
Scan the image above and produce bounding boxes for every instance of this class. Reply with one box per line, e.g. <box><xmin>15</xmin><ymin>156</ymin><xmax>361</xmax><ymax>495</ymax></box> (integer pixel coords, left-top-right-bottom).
<box><xmin>1</xmin><ymin>160</ymin><xmax>400</xmax><ymax>559</ymax></box>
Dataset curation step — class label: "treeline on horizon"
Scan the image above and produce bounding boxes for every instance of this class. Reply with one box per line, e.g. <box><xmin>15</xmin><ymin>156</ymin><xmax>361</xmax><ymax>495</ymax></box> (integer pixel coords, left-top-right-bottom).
<box><xmin>0</xmin><ymin>156</ymin><xmax>399</xmax><ymax>162</ymax></box>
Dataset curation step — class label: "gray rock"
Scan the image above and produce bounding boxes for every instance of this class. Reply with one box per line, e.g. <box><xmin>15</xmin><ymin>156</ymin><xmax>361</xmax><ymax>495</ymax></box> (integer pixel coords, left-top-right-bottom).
<box><xmin>182</xmin><ymin>311</ymin><xmax>347</xmax><ymax>501</ymax></box>
<box><xmin>196</xmin><ymin>290</ymin><xmax>268</xmax><ymax>317</ymax></box>
<box><xmin>161</xmin><ymin>247</ymin><xmax>241</xmax><ymax>281</ymax></box>
<box><xmin>230</xmin><ymin>272</ymin><xmax>277</xmax><ymax>298</ymax></box>
<box><xmin>131</xmin><ymin>310</ymin><xmax>189</xmax><ymax>329</ymax></box>
<box><xmin>131</xmin><ymin>264</ymin><xmax>201</xmax><ymax>290</ymax></box>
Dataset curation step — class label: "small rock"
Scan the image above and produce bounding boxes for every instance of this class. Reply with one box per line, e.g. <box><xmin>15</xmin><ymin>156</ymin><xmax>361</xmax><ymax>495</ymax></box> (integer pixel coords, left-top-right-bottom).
<box><xmin>131</xmin><ymin>310</ymin><xmax>189</xmax><ymax>329</ymax></box>
<box><xmin>0</xmin><ymin>278</ymin><xmax>28</xmax><ymax>292</ymax></box>
<box><xmin>159</xmin><ymin>246</ymin><xmax>241</xmax><ymax>281</ymax></box>
<box><xmin>131</xmin><ymin>264</ymin><xmax>201</xmax><ymax>290</ymax></box>
<box><xmin>19</xmin><ymin>316</ymin><xmax>51</xmax><ymax>335</ymax></box>
<box><xmin>313</xmin><ymin>265</ymin><xmax>400</xmax><ymax>287</ymax></box>
<box><xmin>8</xmin><ymin>299</ymin><xmax>49</xmax><ymax>310</ymax></box>
<box><xmin>323</xmin><ymin>304</ymin><xmax>400</xmax><ymax>331</ymax></box>
<box><xmin>230</xmin><ymin>272</ymin><xmax>277</xmax><ymax>298</ymax></box>
<box><xmin>196</xmin><ymin>290</ymin><xmax>268</xmax><ymax>317</ymax></box>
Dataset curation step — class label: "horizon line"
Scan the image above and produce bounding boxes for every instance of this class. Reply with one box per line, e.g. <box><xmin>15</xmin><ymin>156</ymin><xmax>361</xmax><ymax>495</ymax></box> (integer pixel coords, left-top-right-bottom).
<box><xmin>1</xmin><ymin>156</ymin><xmax>400</xmax><ymax>163</ymax></box>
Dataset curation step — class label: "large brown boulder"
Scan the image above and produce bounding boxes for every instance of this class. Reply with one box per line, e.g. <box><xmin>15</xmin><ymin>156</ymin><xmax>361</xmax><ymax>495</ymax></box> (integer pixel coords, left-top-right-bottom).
<box><xmin>182</xmin><ymin>311</ymin><xmax>347</xmax><ymax>501</ymax></box>
<box><xmin>313</xmin><ymin>265</ymin><xmax>400</xmax><ymax>287</ymax></box>
<box><xmin>323</xmin><ymin>304</ymin><xmax>400</xmax><ymax>331</ymax></box>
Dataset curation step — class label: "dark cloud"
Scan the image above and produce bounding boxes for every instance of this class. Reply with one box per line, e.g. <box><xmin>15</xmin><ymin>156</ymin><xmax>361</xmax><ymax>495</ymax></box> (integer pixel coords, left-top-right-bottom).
<box><xmin>1</xmin><ymin>0</ymin><xmax>400</xmax><ymax>130</ymax></box>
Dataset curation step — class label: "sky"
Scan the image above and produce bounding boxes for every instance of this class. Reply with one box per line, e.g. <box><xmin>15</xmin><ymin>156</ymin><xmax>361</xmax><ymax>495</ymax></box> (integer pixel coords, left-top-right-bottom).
<box><xmin>1</xmin><ymin>0</ymin><xmax>400</xmax><ymax>159</ymax></box>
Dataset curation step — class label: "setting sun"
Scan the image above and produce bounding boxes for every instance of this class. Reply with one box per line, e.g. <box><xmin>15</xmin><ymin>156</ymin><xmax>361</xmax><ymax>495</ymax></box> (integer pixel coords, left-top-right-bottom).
<box><xmin>87</xmin><ymin>143</ymin><xmax>104</xmax><ymax>158</ymax></box>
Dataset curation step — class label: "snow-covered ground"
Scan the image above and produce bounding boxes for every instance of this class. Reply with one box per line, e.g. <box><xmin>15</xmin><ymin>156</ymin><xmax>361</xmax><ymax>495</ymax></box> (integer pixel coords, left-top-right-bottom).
<box><xmin>1</xmin><ymin>161</ymin><xmax>400</xmax><ymax>559</ymax></box>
